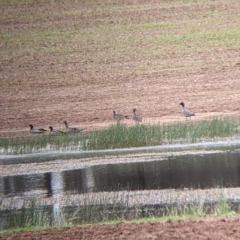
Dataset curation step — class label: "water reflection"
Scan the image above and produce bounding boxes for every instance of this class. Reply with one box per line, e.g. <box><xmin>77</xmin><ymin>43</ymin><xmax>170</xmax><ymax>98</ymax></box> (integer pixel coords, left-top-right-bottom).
<box><xmin>1</xmin><ymin>150</ymin><xmax>240</xmax><ymax>197</ymax></box>
<box><xmin>50</xmin><ymin>172</ymin><xmax>65</xmax><ymax>225</ymax></box>
<box><xmin>3</xmin><ymin>173</ymin><xmax>49</xmax><ymax>197</ymax></box>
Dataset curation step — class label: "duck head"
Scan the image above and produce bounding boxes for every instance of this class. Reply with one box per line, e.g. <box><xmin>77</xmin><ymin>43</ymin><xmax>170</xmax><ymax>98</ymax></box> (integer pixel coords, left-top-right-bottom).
<box><xmin>180</xmin><ymin>102</ymin><xmax>185</xmax><ymax>107</ymax></box>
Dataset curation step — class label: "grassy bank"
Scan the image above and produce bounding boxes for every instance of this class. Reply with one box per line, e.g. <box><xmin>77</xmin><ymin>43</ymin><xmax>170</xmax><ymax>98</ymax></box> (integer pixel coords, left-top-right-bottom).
<box><xmin>0</xmin><ymin>118</ymin><xmax>240</xmax><ymax>154</ymax></box>
<box><xmin>87</xmin><ymin>118</ymin><xmax>240</xmax><ymax>150</ymax></box>
<box><xmin>0</xmin><ymin>188</ymin><xmax>237</xmax><ymax>232</ymax></box>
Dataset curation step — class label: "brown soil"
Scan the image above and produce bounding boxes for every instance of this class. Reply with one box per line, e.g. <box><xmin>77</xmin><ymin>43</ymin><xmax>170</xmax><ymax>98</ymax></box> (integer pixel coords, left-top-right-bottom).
<box><xmin>1</xmin><ymin>0</ymin><xmax>240</xmax><ymax>238</ymax></box>
<box><xmin>1</xmin><ymin>217</ymin><xmax>240</xmax><ymax>240</ymax></box>
<box><xmin>1</xmin><ymin>0</ymin><xmax>240</xmax><ymax>137</ymax></box>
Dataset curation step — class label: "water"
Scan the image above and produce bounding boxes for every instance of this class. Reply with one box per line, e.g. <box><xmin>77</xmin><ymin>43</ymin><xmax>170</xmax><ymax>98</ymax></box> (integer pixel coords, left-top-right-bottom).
<box><xmin>1</xmin><ymin>150</ymin><xmax>240</xmax><ymax>197</ymax></box>
<box><xmin>1</xmin><ymin>142</ymin><xmax>240</xmax><ymax>230</ymax></box>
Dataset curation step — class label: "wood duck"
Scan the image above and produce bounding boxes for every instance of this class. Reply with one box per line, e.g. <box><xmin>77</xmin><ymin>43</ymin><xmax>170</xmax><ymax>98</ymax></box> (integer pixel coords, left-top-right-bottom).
<box><xmin>132</xmin><ymin>108</ymin><xmax>142</xmax><ymax>122</ymax></box>
<box><xmin>29</xmin><ymin>124</ymin><xmax>47</xmax><ymax>134</ymax></box>
<box><xmin>63</xmin><ymin>121</ymin><xmax>81</xmax><ymax>133</ymax></box>
<box><xmin>49</xmin><ymin>126</ymin><xmax>66</xmax><ymax>135</ymax></box>
<box><xmin>180</xmin><ymin>102</ymin><xmax>195</xmax><ymax>120</ymax></box>
<box><xmin>113</xmin><ymin>110</ymin><xmax>129</xmax><ymax>121</ymax></box>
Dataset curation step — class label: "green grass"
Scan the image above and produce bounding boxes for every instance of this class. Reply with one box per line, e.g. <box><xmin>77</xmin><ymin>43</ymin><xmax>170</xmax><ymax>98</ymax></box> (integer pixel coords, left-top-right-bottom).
<box><xmin>0</xmin><ymin>188</ymin><xmax>237</xmax><ymax>232</ymax></box>
<box><xmin>87</xmin><ymin>118</ymin><xmax>240</xmax><ymax>150</ymax></box>
<box><xmin>0</xmin><ymin>199</ymin><xmax>51</xmax><ymax>231</ymax></box>
<box><xmin>0</xmin><ymin>133</ymin><xmax>89</xmax><ymax>155</ymax></box>
<box><xmin>0</xmin><ymin>118</ymin><xmax>240</xmax><ymax>154</ymax></box>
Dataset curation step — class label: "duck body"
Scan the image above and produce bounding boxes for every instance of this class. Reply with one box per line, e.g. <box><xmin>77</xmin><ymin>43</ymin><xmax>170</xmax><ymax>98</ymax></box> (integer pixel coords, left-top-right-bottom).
<box><xmin>63</xmin><ymin>121</ymin><xmax>81</xmax><ymax>133</ymax></box>
<box><xmin>132</xmin><ymin>108</ymin><xmax>142</xmax><ymax>122</ymax></box>
<box><xmin>49</xmin><ymin>126</ymin><xmax>66</xmax><ymax>136</ymax></box>
<box><xmin>180</xmin><ymin>102</ymin><xmax>195</xmax><ymax>120</ymax></box>
<box><xmin>29</xmin><ymin>124</ymin><xmax>47</xmax><ymax>134</ymax></box>
<box><xmin>113</xmin><ymin>110</ymin><xmax>129</xmax><ymax>121</ymax></box>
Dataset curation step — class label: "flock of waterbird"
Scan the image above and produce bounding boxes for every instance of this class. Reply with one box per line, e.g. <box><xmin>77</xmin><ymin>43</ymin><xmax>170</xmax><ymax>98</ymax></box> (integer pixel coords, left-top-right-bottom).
<box><xmin>29</xmin><ymin>102</ymin><xmax>195</xmax><ymax>135</ymax></box>
<box><xmin>29</xmin><ymin>121</ymin><xmax>82</xmax><ymax>135</ymax></box>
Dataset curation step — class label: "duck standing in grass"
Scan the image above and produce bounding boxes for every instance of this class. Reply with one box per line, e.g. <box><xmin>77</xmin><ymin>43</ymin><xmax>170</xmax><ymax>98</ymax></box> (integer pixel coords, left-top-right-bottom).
<box><xmin>180</xmin><ymin>102</ymin><xmax>195</xmax><ymax>120</ymax></box>
<box><xmin>63</xmin><ymin>121</ymin><xmax>81</xmax><ymax>133</ymax></box>
<box><xmin>113</xmin><ymin>110</ymin><xmax>129</xmax><ymax>121</ymax></box>
<box><xmin>29</xmin><ymin>124</ymin><xmax>47</xmax><ymax>134</ymax></box>
<box><xmin>49</xmin><ymin>126</ymin><xmax>66</xmax><ymax>136</ymax></box>
<box><xmin>132</xmin><ymin>108</ymin><xmax>142</xmax><ymax>122</ymax></box>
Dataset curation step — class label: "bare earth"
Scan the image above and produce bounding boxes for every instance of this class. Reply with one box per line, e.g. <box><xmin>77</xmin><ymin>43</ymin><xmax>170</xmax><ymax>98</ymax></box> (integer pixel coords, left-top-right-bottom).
<box><xmin>1</xmin><ymin>217</ymin><xmax>240</xmax><ymax>240</ymax></box>
<box><xmin>1</xmin><ymin>0</ymin><xmax>240</xmax><ymax>137</ymax></box>
<box><xmin>1</xmin><ymin>0</ymin><xmax>240</xmax><ymax>238</ymax></box>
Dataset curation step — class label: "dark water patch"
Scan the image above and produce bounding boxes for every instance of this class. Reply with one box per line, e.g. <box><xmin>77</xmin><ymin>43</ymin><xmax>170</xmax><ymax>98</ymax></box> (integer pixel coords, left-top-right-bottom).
<box><xmin>63</xmin><ymin>150</ymin><xmax>240</xmax><ymax>193</ymax></box>
<box><xmin>2</xmin><ymin>173</ymin><xmax>51</xmax><ymax>197</ymax></box>
<box><xmin>1</xmin><ymin>150</ymin><xmax>240</xmax><ymax>198</ymax></box>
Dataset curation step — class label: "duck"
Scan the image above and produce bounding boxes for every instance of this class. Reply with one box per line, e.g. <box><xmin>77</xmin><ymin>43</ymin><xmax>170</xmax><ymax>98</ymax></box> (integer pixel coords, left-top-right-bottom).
<box><xmin>49</xmin><ymin>126</ymin><xmax>66</xmax><ymax>136</ymax></box>
<box><xmin>113</xmin><ymin>110</ymin><xmax>129</xmax><ymax>121</ymax></box>
<box><xmin>180</xmin><ymin>102</ymin><xmax>195</xmax><ymax>120</ymax></box>
<box><xmin>132</xmin><ymin>108</ymin><xmax>142</xmax><ymax>122</ymax></box>
<box><xmin>29</xmin><ymin>124</ymin><xmax>47</xmax><ymax>134</ymax></box>
<box><xmin>63</xmin><ymin>121</ymin><xmax>81</xmax><ymax>133</ymax></box>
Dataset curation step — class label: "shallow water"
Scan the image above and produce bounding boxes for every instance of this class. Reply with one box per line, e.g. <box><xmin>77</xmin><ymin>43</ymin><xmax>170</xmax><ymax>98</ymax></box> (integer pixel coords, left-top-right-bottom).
<box><xmin>1</xmin><ymin>147</ymin><xmax>240</xmax><ymax>197</ymax></box>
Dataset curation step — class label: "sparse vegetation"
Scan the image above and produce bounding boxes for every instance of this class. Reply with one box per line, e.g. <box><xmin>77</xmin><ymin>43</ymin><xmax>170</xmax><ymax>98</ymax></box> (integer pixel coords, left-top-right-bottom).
<box><xmin>0</xmin><ymin>189</ymin><xmax>237</xmax><ymax>232</ymax></box>
<box><xmin>0</xmin><ymin>133</ymin><xmax>88</xmax><ymax>155</ymax></box>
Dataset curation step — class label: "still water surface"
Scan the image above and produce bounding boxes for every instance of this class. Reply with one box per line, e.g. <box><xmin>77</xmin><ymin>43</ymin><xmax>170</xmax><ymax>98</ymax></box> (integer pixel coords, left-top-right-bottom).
<box><xmin>2</xmin><ymin>150</ymin><xmax>240</xmax><ymax>198</ymax></box>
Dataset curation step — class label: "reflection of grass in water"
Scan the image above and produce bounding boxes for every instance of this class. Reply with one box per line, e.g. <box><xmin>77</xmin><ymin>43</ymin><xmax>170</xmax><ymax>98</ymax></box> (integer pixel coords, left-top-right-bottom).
<box><xmin>0</xmin><ymin>189</ymin><xmax>236</xmax><ymax>232</ymax></box>
<box><xmin>0</xmin><ymin>117</ymin><xmax>240</xmax><ymax>154</ymax></box>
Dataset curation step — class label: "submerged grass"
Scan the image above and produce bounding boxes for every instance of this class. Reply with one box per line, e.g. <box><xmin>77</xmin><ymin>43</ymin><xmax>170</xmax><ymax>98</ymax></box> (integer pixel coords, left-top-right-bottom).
<box><xmin>0</xmin><ymin>117</ymin><xmax>240</xmax><ymax>154</ymax></box>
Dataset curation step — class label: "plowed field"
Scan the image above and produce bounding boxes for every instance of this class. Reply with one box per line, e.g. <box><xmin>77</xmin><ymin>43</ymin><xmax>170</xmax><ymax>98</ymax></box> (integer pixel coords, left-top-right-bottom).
<box><xmin>1</xmin><ymin>0</ymin><xmax>240</xmax><ymax>238</ymax></box>
<box><xmin>1</xmin><ymin>217</ymin><xmax>240</xmax><ymax>240</ymax></box>
<box><xmin>1</xmin><ymin>0</ymin><xmax>239</xmax><ymax>136</ymax></box>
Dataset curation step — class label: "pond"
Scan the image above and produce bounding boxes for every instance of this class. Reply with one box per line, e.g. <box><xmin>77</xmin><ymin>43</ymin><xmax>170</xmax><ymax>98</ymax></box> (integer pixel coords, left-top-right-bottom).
<box><xmin>1</xmin><ymin>144</ymin><xmax>240</xmax><ymax>197</ymax></box>
<box><xmin>1</xmin><ymin>141</ymin><xmax>240</xmax><ymax>230</ymax></box>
